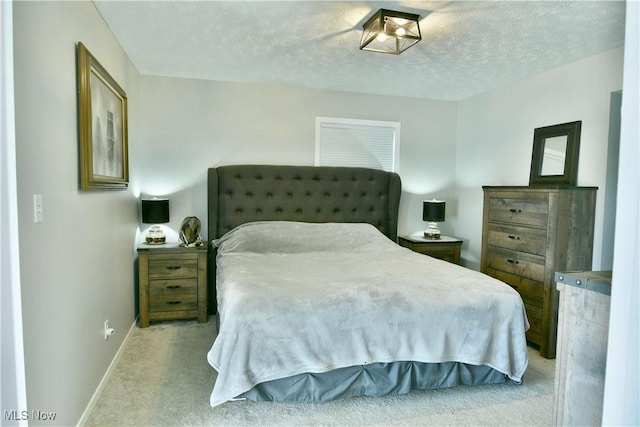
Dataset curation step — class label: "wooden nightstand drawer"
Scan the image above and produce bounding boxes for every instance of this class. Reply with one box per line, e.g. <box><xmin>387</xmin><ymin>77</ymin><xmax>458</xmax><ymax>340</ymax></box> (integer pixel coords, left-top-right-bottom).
<box><xmin>149</xmin><ymin>257</ymin><xmax>198</xmax><ymax>279</ymax></box>
<box><xmin>138</xmin><ymin>244</ymin><xmax>207</xmax><ymax>328</ymax></box>
<box><xmin>398</xmin><ymin>235</ymin><xmax>462</xmax><ymax>265</ymax></box>
<box><xmin>149</xmin><ymin>278</ymin><xmax>198</xmax><ymax>312</ymax></box>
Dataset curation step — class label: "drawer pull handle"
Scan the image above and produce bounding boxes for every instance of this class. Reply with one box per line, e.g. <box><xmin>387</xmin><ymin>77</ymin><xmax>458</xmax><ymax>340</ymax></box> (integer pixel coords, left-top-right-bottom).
<box><xmin>167</xmin><ymin>301</ymin><xmax>182</xmax><ymax>305</ymax></box>
<box><xmin>166</xmin><ymin>266</ymin><xmax>182</xmax><ymax>270</ymax></box>
<box><xmin>506</xmin><ymin>258</ymin><xmax>520</xmax><ymax>265</ymax></box>
<box><xmin>167</xmin><ymin>285</ymin><xmax>182</xmax><ymax>289</ymax></box>
<box><xmin>509</xmin><ymin>209</ymin><xmax>522</xmax><ymax>214</ymax></box>
<box><xmin>508</xmin><ymin>235</ymin><xmax>521</xmax><ymax>240</ymax></box>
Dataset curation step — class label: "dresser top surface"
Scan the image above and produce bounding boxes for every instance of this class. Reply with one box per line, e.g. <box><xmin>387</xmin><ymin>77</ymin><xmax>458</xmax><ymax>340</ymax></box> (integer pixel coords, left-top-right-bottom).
<box><xmin>482</xmin><ymin>185</ymin><xmax>598</xmax><ymax>191</ymax></box>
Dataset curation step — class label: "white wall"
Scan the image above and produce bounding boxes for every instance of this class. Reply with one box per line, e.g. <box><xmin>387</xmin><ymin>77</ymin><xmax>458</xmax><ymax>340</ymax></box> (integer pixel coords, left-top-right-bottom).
<box><xmin>1</xmin><ymin>1</ymin><xmax>28</xmax><ymax>424</ymax></box>
<box><xmin>455</xmin><ymin>47</ymin><xmax>624</xmax><ymax>269</ymax></box>
<box><xmin>135</xmin><ymin>76</ymin><xmax>458</xmax><ymax>241</ymax></box>
<box><xmin>603</xmin><ymin>1</ymin><xmax>640</xmax><ymax>423</ymax></box>
<box><xmin>12</xmin><ymin>1</ymin><xmax>139</xmax><ymax>425</ymax></box>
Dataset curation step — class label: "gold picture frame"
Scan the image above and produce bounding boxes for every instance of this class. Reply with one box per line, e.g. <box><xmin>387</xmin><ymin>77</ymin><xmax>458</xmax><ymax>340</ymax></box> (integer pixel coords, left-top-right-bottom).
<box><xmin>77</xmin><ymin>42</ymin><xmax>128</xmax><ymax>190</ymax></box>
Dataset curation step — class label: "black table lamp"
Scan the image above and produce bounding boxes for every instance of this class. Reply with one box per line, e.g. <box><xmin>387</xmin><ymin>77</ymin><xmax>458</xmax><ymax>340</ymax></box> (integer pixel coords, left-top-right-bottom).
<box><xmin>142</xmin><ymin>198</ymin><xmax>169</xmax><ymax>244</ymax></box>
<box><xmin>423</xmin><ymin>199</ymin><xmax>445</xmax><ymax>239</ymax></box>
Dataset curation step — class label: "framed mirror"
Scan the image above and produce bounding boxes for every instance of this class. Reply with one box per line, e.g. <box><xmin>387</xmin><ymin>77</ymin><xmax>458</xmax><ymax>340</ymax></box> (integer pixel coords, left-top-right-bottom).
<box><xmin>529</xmin><ymin>121</ymin><xmax>581</xmax><ymax>186</ymax></box>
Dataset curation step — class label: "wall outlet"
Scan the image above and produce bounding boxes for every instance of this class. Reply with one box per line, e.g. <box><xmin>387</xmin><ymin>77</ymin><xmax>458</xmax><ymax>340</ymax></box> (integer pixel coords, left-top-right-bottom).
<box><xmin>104</xmin><ymin>319</ymin><xmax>115</xmax><ymax>340</ymax></box>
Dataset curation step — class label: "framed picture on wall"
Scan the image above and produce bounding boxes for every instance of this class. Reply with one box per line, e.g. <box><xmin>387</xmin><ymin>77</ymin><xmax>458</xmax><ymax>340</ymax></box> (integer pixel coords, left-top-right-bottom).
<box><xmin>76</xmin><ymin>42</ymin><xmax>128</xmax><ymax>191</ymax></box>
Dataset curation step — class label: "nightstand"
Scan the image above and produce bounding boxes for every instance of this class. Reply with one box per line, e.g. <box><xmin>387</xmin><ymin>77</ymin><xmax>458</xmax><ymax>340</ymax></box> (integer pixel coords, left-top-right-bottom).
<box><xmin>398</xmin><ymin>233</ymin><xmax>463</xmax><ymax>265</ymax></box>
<box><xmin>137</xmin><ymin>243</ymin><xmax>207</xmax><ymax>328</ymax></box>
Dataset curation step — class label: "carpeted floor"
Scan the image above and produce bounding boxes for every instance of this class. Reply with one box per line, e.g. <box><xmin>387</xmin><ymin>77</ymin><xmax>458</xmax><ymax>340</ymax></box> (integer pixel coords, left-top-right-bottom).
<box><xmin>85</xmin><ymin>317</ymin><xmax>555</xmax><ymax>426</ymax></box>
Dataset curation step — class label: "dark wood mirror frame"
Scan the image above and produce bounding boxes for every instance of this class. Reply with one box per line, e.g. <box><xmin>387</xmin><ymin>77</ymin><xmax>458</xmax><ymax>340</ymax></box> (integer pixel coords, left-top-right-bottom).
<box><xmin>529</xmin><ymin>120</ymin><xmax>581</xmax><ymax>186</ymax></box>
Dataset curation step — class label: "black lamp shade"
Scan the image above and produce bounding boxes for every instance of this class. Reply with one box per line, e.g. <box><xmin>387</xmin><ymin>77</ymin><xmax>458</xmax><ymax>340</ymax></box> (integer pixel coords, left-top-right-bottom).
<box><xmin>142</xmin><ymin>199</ymin><xmax>169</xmax><ymax>224</ymax></box>
<box><xmin>423</xmin><ymin>200</ymin><xmax>445</xmax><ymax>222</ymax></box>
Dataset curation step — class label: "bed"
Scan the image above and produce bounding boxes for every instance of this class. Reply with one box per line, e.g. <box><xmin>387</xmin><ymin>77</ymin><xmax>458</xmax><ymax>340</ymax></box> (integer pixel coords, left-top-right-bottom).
<box><xmin>206</xmin><ymin>164</ymin><xmax>529</xmax><ymax>407</ymax></box>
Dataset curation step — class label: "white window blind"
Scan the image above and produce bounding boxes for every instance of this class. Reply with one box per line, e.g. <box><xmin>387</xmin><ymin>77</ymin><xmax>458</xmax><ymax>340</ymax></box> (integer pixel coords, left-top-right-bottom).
<box><xmin>315</xmin><ymin>117</ymin><xmax>400</xmax><ymax>172</ymax></box>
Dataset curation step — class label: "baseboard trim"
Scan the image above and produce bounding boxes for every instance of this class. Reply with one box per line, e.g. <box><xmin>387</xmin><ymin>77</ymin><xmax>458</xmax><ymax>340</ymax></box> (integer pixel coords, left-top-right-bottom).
<box><xmin>76</xmin><ymin>318</ymin><xmax>138</xmax><ymax>427</ymax></box>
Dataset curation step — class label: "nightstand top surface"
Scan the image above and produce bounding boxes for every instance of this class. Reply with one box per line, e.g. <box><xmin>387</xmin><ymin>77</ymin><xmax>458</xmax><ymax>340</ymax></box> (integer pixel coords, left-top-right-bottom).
<box><xmin>137</xmin><ymin>242</ymin><xmax>207</xmax><ymax>252</ymax></box>
<box><xmin>399</xmin><ymin>233</ymin><xmax>462</xmax><ymax>244</ymax></box>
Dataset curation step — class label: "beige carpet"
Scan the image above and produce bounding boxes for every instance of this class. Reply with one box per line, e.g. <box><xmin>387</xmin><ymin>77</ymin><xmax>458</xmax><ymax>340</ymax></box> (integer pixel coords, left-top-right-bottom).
<box><xmin>85</xmin><ymin>317</ymin><xmax>555</xmax><ymax>426</ymax></box>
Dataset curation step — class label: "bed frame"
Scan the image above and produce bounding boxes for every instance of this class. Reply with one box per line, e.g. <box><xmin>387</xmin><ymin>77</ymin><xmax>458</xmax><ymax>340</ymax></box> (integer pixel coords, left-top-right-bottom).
<box><xmin>207</xmin><ymin>164</ymin><xmax>402</xmax><ymax>312</ymax></box>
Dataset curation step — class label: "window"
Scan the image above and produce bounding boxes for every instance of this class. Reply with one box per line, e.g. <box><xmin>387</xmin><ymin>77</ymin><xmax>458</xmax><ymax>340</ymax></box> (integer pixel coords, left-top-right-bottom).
<box><xmin>315</xmin><ymin>117</ymin><xmax>400</xmax><ymax>172</ymax></box>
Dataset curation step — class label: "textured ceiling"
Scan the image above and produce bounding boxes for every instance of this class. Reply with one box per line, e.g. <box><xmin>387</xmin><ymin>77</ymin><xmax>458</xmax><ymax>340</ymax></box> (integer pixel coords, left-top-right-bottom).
<box><xmin>93</xmin><ymin>1</ymin><xmax>626</xmax><ymax>101</ymax></box>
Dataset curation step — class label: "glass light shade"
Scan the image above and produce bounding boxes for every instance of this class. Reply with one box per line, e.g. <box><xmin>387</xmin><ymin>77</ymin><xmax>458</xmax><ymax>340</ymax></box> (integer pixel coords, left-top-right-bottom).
<box><xmin>360</xmin><ymin>9</ymin><xmax>421</xmax><ymax>55</ymax></box>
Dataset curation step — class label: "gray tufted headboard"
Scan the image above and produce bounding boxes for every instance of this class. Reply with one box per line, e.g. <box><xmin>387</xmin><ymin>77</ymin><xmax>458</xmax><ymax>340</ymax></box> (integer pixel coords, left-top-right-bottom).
<box><xmin>206</xmin><ymin>164</ymin><xmax>402</xmax><ymax>312</ymax></box>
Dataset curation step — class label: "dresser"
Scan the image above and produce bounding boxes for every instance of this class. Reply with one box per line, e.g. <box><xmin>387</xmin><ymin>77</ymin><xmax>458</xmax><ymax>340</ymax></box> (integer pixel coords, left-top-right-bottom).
<box><xmin>480</xmin><ymin>186</ymin><xmax>597</xmax><ymax>358</ymax></box>
<box><xmin>398</xmin><ymin>234</ymin><xmax>462</xmax><ymax>264</ymax></box>
<box><xmin>137</xmin><ymin>244</ymin><xmax>208</xmax><ymax>328</ymax></box>
<box><xmin>553</xmin><ymin>271</ymin><xmax>611</xmax><ymax>426</ymax></box>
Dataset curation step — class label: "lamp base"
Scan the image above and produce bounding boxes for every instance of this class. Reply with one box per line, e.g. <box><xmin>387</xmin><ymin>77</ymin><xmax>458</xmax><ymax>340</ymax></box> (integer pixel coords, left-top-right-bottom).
<box><xmin>424</xmin><ymin>223</ymin><xmax>441</xmax><ymax>240</ymax></box>
<box><xmin>145</xmin><ymin>225</ymin><xmax>166</xmax><ymax>245</ymax></box>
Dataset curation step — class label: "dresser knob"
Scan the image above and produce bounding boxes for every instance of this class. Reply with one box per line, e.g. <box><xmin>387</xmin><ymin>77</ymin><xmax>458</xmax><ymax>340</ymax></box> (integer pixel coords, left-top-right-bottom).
<box><xmin>509</xmin><ymin>208</ymin><xmax>522</xmax><ymax>214</ymax></box>
<box><xmin>508</xmin><ymin>235</ymin><xmax>521</xmax><ymax>240</ymax></box>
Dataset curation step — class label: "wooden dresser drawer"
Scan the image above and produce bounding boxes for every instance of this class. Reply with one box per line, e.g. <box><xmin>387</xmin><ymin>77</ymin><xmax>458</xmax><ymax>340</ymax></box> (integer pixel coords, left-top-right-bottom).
<box><xmin>149</xmin><ymin>256</ymin><xmax>198</xmax><ymax>279</ymax></box>
<box><xmin>488</xmin><ymin>197</ymin><xmax>549</xmax><ymax>227</ymax></box>
<box><xmin>485</xmin><ymin>246</ymin><xmax>546</xmax><ymax>282</ymax></box>
<box><xmin>486</xmin><ymin>223</ymin><xmax>547</xmax><ymax>256</ymax></box>
<box><xmin>487</xmin><ymin>268</ymin><xmax>543</xmax><ymax>344</ymax></box>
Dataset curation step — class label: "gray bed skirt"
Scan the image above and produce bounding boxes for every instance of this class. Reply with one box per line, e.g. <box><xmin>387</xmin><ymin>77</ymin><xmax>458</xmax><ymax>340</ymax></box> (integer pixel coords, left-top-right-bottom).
<box><xmin>238</xmin><ymin>361</ymin><xmax>515</xmax><ymax>403</ymax></box>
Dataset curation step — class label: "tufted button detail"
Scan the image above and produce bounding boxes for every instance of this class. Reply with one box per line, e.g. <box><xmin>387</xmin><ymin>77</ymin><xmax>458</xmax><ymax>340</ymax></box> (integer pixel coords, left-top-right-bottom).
<box><xmin>246</xmin><ymin>191</ymin><xmax>253</xmax><ymax>197</ymax></box>
<box><xmin>256</xmin><ymin>208</ymin><xmax>262</xmax><ymax>214</ymax></box>
<box><xmin>295</xmin><ymin>208</ymin><xmax>303</xmax><ymax>214</ymax></box>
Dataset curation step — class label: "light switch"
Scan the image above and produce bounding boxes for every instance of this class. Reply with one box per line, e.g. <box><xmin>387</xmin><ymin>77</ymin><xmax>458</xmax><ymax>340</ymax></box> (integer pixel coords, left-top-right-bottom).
<box><xmin>33</xmin><ymin>194</ymin><xmax>43</xmax><ymax>223</ymax></box>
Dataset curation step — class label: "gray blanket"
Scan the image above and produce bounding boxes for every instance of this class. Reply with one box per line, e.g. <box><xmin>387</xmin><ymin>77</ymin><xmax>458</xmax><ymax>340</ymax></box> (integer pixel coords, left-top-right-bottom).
<box><xmin>207</xmin><ymin>222</ymin><xmax>529</xmax><ymax>407</ymax></box>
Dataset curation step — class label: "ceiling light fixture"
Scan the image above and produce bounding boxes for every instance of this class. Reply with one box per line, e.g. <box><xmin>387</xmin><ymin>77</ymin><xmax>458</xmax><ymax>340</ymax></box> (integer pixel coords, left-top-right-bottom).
<box><xmin>360</xmin><ymin>9</ymin><xmax>421</xmax><ymax>55</ymax></box>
